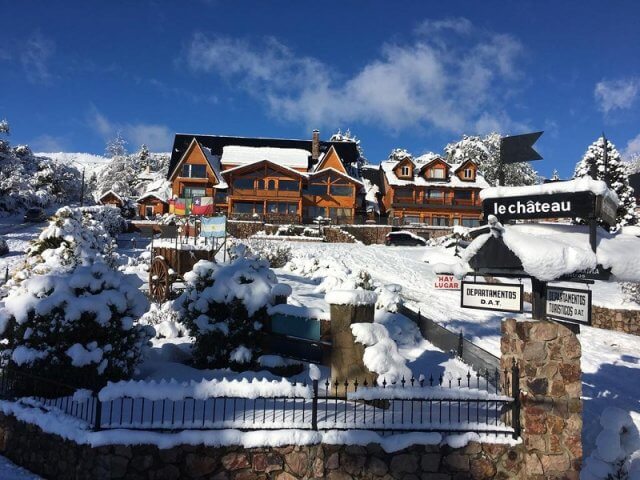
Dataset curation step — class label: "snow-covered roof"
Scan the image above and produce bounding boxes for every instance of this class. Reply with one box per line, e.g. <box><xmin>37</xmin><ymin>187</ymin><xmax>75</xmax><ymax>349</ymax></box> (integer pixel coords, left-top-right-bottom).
<box><xmin>380</xmin><ymin>159</ymin><xmax>489</xmax><ymax>188</ymax></box>
<box><xmin>221</xmin><ymin>159</ymin><xmax>308</xmax><ymax>179</ymax></box>
<box><xmin>461</xmin><ymin>222</ymin><xmax>640</xmax><ymax>282</ymax></box>
<box><xmin>480</xmin><ymin>177</ymin><xmax>620</xmax><ymax>204</ymax></box>
<box><xmin>138</xmin><ymin>179</ymin><xmax>172</xmax><ymax>203</ymax></box>
<box><xmin>221</xmin><ymin>145</ymin><xmax>310</xmax><ymax>169</ymax></box>
<box><xmin>98</xmin><ymin>189</ymin><xmax>124</xmax><ymax>202</ymax></box>
<box><xmin>310</xmin><ymin>167</ymin><xmax>363</xmax><ymax>185</ymax></box>
<box><xmin>199</xmin><ymin>143</ymin><xmax>228</xmax><ymax>189</ymax></box>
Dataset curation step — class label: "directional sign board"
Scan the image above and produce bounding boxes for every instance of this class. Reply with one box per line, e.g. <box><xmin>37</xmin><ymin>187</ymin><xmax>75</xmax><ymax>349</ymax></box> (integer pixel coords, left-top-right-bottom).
<box><xmin>460</xmin><ymin>281</ymin><xmax>524</xmax><ymax>313</ymax></box>
<box><xmin>434</xmin><ymin>274</ymin><xmax>460</xmax><ymax>290</ymax></box>
<box><xmin>545</xmin><ymin>286</ymin><xmax>592</xmax><ymax>325</ymax></box>
<box><xmin>560</xmin><ymin>265</ymin><xmax>611</xmax><ymax>282</ymax></box>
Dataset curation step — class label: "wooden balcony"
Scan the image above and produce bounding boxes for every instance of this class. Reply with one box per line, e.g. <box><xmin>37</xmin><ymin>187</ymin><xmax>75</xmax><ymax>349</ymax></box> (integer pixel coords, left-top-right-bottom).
<box><xmin>232</xmin><ymin>188</ymin><xmax>301</xmax><ymax>199</ymax></box>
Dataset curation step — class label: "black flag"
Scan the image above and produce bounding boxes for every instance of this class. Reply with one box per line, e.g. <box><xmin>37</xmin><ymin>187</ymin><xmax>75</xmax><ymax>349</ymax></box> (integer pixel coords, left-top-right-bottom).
<box><xmin>500</xmin><ymin>132</ymin><xmax>543</xmax><ymax>165</ymax></box>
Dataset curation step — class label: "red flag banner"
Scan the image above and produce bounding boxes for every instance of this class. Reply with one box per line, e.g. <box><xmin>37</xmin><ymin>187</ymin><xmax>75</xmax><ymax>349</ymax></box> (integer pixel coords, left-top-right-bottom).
<box><xmin>192</xmin><ymin>197</ymin><xmax>214</xmax><ymax>215</ymax></box>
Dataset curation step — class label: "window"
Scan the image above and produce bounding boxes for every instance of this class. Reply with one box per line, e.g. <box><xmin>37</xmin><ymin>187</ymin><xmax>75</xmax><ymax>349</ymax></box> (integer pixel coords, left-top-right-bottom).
<box><xmin>279</xmin><ymin>180</ymin><xmax>299</xmax><ymax>191</ymax></box>
<box><xmin>233</xmin><ymin>177</ymin><xmax>254</xmax><ymax>190</ymax></box>
<box><xmin>395</xmin><ymin>188</ymin><xmax>413</xmax><ymax>201</ymax></box>
<box><xmin>328</xmin><ymin>207</ymin><xmax>352</xmax><ymax>219</ymax></box>
<box><xmin>401</xmin><ymin>165</ymin><xmax>411</xmax><ymax>177</ymax></box>
<box><xmin>214</xmin><ymin>191</ymin><xmax>228</xmax><ymax>203</ymax></box>
<box><xmin>329</xmin><ymin>185</ymin><xmax>353</xmax><ymax>196</ymax></box>
<box><xmin>256</xmin><ymin>179</ymin><xmax>265</xmax><ymax>190</ymax></box>
<box><xmin>267</xmin><ymin>179</ymin><xmax>276</xmax><ymax>190</ymax></box>
<box><xmin>462</xmin><ymin>218</ymin><xmax>480</xmax><ymax>227</ymax></box>
<box><xmin>183</xmin><ymin>187</ymin><xmax>206</xmax><ymax>198</ymax></box>
<box><xmin>267</xmin><ymin>202</ymin><xmax>298</xmax><ymax>214</ymax></box>
<box><xmin>307</xmin><ymin>183</ymin><xmax>327</xmax><ymax>195</ymax></box>
<box><xmin>454</xmin><ymin>190</ymin><xmax>472</xmax><ymax>200</ymax></box>
<box><xmin>304</xmin><ymin>206</ymin><xmax>326</xmax><ymax>219</ymax></box>
<box><xmin>404</xmin><ymin>216</ymin><xmax>420</xmax><ymax>224</ymax></box>
<box><xmin>232</xmin><ymin>202</ymin><xmax>254</xmax><ymax>214</ymax></box>
<box><xmin>463</xmin><ymin>168</ymin><xmax>474</xmax><ymax>179</ymax></box>
<box><xmin>453</xmin><ymin>218</ymin><xmax>460</xmax><ymax>226</ymax></box>
<box><xmin>425</xmin><ymin>190</ymin><xmax>443</xmax><ymax>201</ymax></box>
<box><xmin>428</xmin><ymin>168</ymin><xmax>445</xmax><ymax>179</ymax></box>
<box><xmin>432</xmin><ymin>216</ymin><xmax>449</xmax><ymax>226</ymax></box>
<box><xmin>181</xmin><ymin>164</ymin><xmax>207</xmax><ymax>178</ymax></box>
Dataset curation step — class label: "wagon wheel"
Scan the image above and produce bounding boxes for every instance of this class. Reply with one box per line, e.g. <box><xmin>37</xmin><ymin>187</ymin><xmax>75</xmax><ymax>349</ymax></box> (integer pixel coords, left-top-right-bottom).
<box><xmin>149</xmin><ymin>257</ymin><xmax>170</xmax><ymax>302</ymax></box>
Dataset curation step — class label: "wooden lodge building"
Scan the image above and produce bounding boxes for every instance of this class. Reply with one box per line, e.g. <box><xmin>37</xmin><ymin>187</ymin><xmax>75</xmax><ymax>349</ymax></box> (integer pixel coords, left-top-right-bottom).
<box><xmin>376</xmin><ymin>154</ymin><xmax>489</xmax><ymax>227</ymax></box>
<box><xmin>165</xmin><ymin>131</ymin><xmax>366</xmax><ymax>223</ymax></box>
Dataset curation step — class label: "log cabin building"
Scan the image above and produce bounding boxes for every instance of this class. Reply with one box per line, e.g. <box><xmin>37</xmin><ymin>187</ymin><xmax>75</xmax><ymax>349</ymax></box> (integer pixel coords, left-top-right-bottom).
<box><xmin>378</xmin><ymin>154</ymin><xmax>489</xmax><ymax>227</ymax></box>
<box><xmin>166</xmin><ymin>131</ymin><xmax>365</xmax><ymax>223</ymax></box>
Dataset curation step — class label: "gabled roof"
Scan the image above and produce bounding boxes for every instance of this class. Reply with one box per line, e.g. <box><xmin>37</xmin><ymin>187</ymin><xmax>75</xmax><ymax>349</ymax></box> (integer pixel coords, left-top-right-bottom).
<box><xmin>168</xmin><ymin>138</ymin><xmax>228</xmax><ymax>189</ymax></box>
<box><xmin>221</xmin><ymin>145</ymin><xmax>310</xmax><ymax>169</ymax></box>
<box><xmin>309</xmin><ymin>167</ymin><xmax>364</xmax><ymax>185</ymax></box>
<box><xmin>167</xmin><ymin>133</ymin><xmax>361</xmax><ymax>180</ymax></box>
<box><xmin>452</xmin><ymin>159</ymin><xmax>478</xmax><ymax>174</ymax></box>
<box><xmin>417</xmin><ymin>156</ymin><xmax>449</xmax><ymax>173</ymax></box>
<box><xmin>99</xmin><ymin>190</ymin><xmax>123</xmax><ymax>203</ymax></box>
<box><xmin>380</xmin><ymin>158</ymin><xmax>489</xmax><ymax>188</ymax></box>
<box><xmin>220</xmin><ymin>159</ymin><xmax>308</xmax><ymax>179</ymax></box>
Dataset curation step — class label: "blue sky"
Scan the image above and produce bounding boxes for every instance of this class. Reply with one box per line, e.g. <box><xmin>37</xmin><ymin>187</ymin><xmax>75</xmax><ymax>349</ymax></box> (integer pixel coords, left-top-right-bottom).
<box><xmin>1</xmin><ymin>0</ymin><xmax>640</xmax><ymax>178</ymax></box>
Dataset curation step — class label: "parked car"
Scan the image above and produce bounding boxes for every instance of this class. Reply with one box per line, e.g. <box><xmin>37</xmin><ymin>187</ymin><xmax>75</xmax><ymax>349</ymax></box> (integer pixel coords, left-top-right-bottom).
<box><xmin>0</xmin><ymin>236</ymin><xmax>8</xmax><ymax>256</ymax></box>
<box><xmin>23</xmin><ymin>207</ymin><xmax>46</xmax><ymax>223</ymax></box>
<box><xmin>384</xmin><ymin>231</ymin><xmax>427</xmax><ymax>246</ymax></box>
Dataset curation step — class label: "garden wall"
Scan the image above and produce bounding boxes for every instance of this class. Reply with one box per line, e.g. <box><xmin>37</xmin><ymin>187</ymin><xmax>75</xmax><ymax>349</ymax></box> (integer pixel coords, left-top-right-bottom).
<box><xmin>0</xmin><ymin>412</ymin><xmax>523</xmax><ymax>479</ymax></box>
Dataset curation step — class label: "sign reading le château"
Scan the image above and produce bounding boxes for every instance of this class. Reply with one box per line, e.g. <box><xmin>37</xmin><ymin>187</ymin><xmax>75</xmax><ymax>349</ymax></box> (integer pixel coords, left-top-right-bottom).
<box><xmin>483</xmin><ymin>191</ymin><xmax>594</xmax><ymax>222</ymax></box>
<box><xmin>434</xmin><ymin>274</ymin><xmax>460</xmax><ymax>290</ymax></box>
<box><xmin>460</xmin><ymin>281</ymin><xmax>524</xmax><ymax>313</ymax></box>
<box><xmin>545</xmin><ymin>286</ymin><xmax>592</xmax><ymax>325</ymax></box>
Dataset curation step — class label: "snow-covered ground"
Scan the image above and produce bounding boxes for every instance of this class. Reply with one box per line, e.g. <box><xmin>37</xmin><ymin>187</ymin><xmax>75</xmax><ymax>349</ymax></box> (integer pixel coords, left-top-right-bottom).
<box><xmin>0</xmin><ymin>456</ymin><xmax>41</xmax><ymax>479</ymax></box>
<box><xmin>0</xmin><ymin>214</ymin><xmax>47</xmax><ymax>279</ymax></box>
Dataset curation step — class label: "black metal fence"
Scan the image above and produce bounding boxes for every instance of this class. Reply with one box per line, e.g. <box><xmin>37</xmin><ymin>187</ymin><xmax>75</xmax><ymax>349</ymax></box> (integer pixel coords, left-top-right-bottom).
<box><xmin>0</xmin><ymin>366</ymin><xmax>520</xmax><ymax>439</ymax></box>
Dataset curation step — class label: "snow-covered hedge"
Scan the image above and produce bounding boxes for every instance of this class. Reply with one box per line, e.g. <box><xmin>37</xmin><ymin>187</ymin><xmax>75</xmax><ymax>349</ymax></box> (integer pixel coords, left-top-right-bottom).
<box><xmin>176</xmin><ymin>256</ymin><xmax>283</xmax><ymax>369</ymax></box>
<box><xmin>0</xmin><ymin>262</ymin><xmax>152</xmax><ymax>389</ymax></box>
<box><xmin>245</xmin><ymin>239</ymin><xmax>292</xmax><ymax>268</ymax></box>
<box><xmin>78</xmin><ymin>205</ymin><xmax>126</xmax><ymax>236</ymax></box>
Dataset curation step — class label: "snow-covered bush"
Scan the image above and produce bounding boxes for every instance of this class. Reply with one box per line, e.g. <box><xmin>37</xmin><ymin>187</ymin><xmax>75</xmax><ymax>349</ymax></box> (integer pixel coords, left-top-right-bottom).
<box><xmin>246</xmin><ymin>239</ymin><xmax>292</xmax><ymax>268</ymax></box>
<box><xmin>78</xmin><ymin>205</ymin><xmax>126</xmax><ymax>236</ymax></box>
<box><xmin>176</xmin><ymin>258</ymin><xmax>281</xmax><ymax>369</ymax></box>
<box><xmin>621</xmin><ymin>282</ymin><xmax>640</xmax><ymax>306</ymax></box>
<box><xmin>0</xmin><ymin>262</ymin><xmax>152</xmax><ymax>389</ymax></box>
<box><xmin>376</xmin><ymin>284</ymin><xmax>403</xmax><ymax>312</ymax></box>
<box><xmin>25</xmin><ymin>206</ymin><xmax>115</xmax><ymax>276</ymax></box>
<box><xmin>139</xmin><ymin>301</ymin><xmax>187</xmax><ymax>339</ymax></box>
<box><xmin>582</xmin><ymin>407</ymin><xmax>640</xmax><ymax>480</ymax></box>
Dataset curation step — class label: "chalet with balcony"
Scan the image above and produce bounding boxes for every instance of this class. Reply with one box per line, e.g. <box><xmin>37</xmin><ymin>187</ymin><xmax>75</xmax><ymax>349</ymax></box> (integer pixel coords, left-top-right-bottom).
<box><xmin>379</xmin><ymin>154</ymin><xmax>489</xmax><ymax>227</ymax></box>
<box><xmin>166</xmin><ymin>130</ymin><xmax>364</xmax><ymax>223</ymax></box>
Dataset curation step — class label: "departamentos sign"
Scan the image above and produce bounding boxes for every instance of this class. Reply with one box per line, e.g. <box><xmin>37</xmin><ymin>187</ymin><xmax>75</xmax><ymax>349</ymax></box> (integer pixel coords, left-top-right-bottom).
<box><xmin>434</xmin><ymin>274</ymin><xmax>460</xmax><ymax>290</ymax></box>
<box><xmin>483</xmin><ymin>191</ymin><xmax>594</xmax><ymax>222</ymax></box>
<box><xmin>545</xmin><ymin>286</ymin><xmax>592</xmax><ymax>325</ymax></box>
<box><xmin>460</xmin><ymin>281</ymin><xmax>523</xmax><ymax>313</ymax></box>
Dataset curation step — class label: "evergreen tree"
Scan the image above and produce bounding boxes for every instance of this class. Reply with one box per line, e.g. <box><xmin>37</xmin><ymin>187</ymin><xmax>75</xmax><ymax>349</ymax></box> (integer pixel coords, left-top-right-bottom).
<box><xmin>138</xmin><ymin>144</ymin><xmax>150</xmax><ymax>168</ymax></box>
<box><xmin>105</xmin><ymin>131</ymin><xmax>127</xmax><ymax>158</ymax></box>
<box><xmin>573</xmin><ymin>136</ymin><xmax>639</xmax><ymax>230</ymax></box>
<box><xmin>444</xmin><ymin>133</ymin><xmax>539</xmax><ymax>186</ymax></box>
<box><xmin>387</xmin><ymin>148</ymin><xmax>414</xmax><ymax>163</ymax></box>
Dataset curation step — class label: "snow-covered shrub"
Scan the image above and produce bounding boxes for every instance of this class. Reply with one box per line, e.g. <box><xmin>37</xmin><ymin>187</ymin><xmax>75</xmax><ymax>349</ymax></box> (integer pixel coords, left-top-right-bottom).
<box><xmin>79</xmin><ymin>205</ymin><xmax>126</xmax><ymax>236</ymax></box>
<box><xmin>621</xmin><ymin>282</ymin><xmax>640</xmax><ymax>306</ymax></box>
<box><xmin>351</xmin><ymin>322</ymin><xmax>412</xmax><ymax>383</ymax></box>
<box><xmin>25</xmin><ymin>206</ymin><xmax>115</xmax><ymax>275</ymax></box>
<box><xmin>376</xmin><ymin>284</ymin><xmax>403</xmax><ymax>312</ymax></box>
<box><xmin>0</xmin><ymin>262</ymin><xmax>152</xmax><ymax>390</ymax></box>
<box><xmin>139</xmin><ymin>301</ymin><xmax>187</xmax><ymax>339</ymax></box>
<box><xmin>176</xmin><ymin>258</ymin><xmax>281</xmax><ymax>369</ymax></box>
<box><xmin>582</xmin><ymin>407</ymin><xmax>640</xmax><ymax>480</ymax></box>
<box><xmin>0</xmin><ymin>236</ymin><xmax>7</xmax><ymax>257</ymax></box>
<box><xmin>246</xmin><ymin>239</ymin><xmax>292</xmax><ymax>268</ymax></box>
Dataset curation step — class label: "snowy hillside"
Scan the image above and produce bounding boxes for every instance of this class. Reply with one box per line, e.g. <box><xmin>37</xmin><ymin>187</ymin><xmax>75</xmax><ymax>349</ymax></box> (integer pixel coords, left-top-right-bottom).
<box><xmin>35</xmin><ymin>152</ymin><xmax>112</xmax><ymax>177</ymax></box>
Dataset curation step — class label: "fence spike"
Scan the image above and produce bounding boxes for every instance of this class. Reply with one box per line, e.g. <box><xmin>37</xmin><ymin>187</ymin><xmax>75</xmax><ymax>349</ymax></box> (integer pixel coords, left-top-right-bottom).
<box><xmin>410</xmin><ymin>376</ymin><xmax>415</xmax><ymax>387</ymax></box>
<box><xmin>363</xmin><ymin>378</ymin><xmax>368</xmax><ymax>388</ymax></box>
<box><xmin>354</xmin><ymin>378</ymin><xmax>359</xmax><ymax>392</ymax></box>
<box><xmin>429</xmin><ymin>374</ymin><xmax>433</xmax><ymax>386</ymax></box>
<box><xmin>401</xmin><ymin>377</ymin><xmax>406</xmax><ymax>388</ymax></box>
<box><xmin>382</xmin><ymin>378</ymin><xmax>387</xmax><ymax>388</ymax></box>
<box><xmin>438</xmin><ymin>374</ymin><xmax>443</xmax><ymax>386</ymax></box>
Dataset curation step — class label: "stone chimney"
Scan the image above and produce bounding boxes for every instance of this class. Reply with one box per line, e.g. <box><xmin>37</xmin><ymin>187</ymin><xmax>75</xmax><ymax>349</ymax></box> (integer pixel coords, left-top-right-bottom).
<box><xmin>310</xmin><ymin>129</ymin><xmax>320</xmax><ymax>168</ymax></box>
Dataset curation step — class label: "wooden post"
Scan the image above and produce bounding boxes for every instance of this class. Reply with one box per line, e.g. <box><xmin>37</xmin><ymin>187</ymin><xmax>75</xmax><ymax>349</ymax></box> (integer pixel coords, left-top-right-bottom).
<box><xmin>531</xmin><ymin>277</ymin><xmax>546</xmax><ymax>320</ymax></box>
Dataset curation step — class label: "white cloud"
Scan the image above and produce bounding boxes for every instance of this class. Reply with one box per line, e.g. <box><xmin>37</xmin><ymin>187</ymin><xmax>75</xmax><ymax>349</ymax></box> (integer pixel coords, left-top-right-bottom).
<box><xmin>594</xmin><ymin>78</ymin><xmax>639</xmax><ymax>113</ymax></box>
<box><xmin>20</xmin><ymin>31</ymin><xmax>55</xmax><ymax>84</ymax></box>
<box><xmin>184</xmin><ymin>19</ymin><xmax>525</xmax><ymax>135</ymax></box>
<box><xmin>88</xmin><ymin>107</ymin><xmax>173</xmax><ymax>152</ymax></box>
<box><xmin>30</xmin><ymin>134</ymin><xmax>67</xmax><ymax>152</ymax></box>
<box><xmin>623</xmin><ymin>133</ymin><xmax>640</xmax><ymax>160</ymax></box>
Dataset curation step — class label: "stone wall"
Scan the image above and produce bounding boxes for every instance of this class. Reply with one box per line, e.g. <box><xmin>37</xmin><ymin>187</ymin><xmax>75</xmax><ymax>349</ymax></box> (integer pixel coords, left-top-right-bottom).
<box><xmin>522</xmin><ymin>290</ymin><xmax>640</xmax><ymax>336</ymax></box>
<box><xmin>339</xmin><ymin>225</ymin><xmax>453</xmax><ymax>245</ymax></box>
<box><xmin>501</xmin><ymin>319</ymin><xmax>582</xmax><ymax>479</ymax></box>
<box><xmin>0</xmin><ymin>412</ymin><xmax>523</xmax><ymax>479</ymax></box>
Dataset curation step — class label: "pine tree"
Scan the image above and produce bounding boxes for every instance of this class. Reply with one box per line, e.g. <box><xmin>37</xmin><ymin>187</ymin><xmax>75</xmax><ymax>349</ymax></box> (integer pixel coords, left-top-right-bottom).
<box><xmin>138</xmin><ymin>144</ymin><xmax>150</xmax><ymax>168</ymax></box>
<box><xmin>105</xmin><ymin>131</ymin><xmax>127</xmax><ymax>158</ymax></box>
<box><xmin>388</xmin><ymin>148</ymin><xmax>414</xmax><ymax>163</ymax></box>
<box><xmin>573</xmin><ymin>136</ymin><xmax>639</xmax><ymax>230</ymax></box>
<box><xmin>444</xmin><ymin>133</ymin><xmax>539</xmax><ymax>186</ymax></box>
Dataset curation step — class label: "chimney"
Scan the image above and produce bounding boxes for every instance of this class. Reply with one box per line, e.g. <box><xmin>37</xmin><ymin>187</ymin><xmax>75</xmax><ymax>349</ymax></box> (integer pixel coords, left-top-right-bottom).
<box><xmin>311</xmin><ymin>129</ymin><xmax>320</xmax><ymax>166</ymax></box>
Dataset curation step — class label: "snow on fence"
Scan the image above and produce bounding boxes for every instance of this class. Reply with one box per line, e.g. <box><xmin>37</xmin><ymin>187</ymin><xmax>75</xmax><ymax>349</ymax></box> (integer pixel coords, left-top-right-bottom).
<box><xmin>0</xmin><ymin>366</ymin><xmax>520</xmax><ymax>438</ymax></box>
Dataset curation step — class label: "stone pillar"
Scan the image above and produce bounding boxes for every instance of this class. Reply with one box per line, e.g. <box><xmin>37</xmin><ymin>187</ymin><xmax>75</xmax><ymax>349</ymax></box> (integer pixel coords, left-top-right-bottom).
<box><xmin>326</xmin><ymin>290</ymin><xmax>377</xmax><ymax>390</ymax></box>
<box><xmin>501</xmin><ymin>319</ymin><xmax>582</xmax><ymax>480</ymax></box>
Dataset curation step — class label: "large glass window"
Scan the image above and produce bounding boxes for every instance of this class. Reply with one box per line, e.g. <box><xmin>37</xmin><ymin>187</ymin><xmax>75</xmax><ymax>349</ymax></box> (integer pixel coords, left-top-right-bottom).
<box><xmin>233</xmin><ymin>177</ymin><xmax>254</xmax><ymax>189</ymax></box>
<box><xmin>279</xmin><ymin>180</ymin><xmax>299</xmax><ymax>191</ymax></box>
<box><xmin>394</xmin><ymin>188</ymin><xmax>413</xmax><ymax>201</ymax></box>
<box><xmin>432</xmin><ymin>216</ymin><xmax>449</xmax><ymax>226</ymax></box>
<box><xmin>181</xmin><ymin>164</ymin><xmax>207</xmax><ymax>178</ymax></box>
<box><xmin>454</xmin><ymin>190</ymin><xmax>472</xmax><ymax>200</ymax></box>
<box><xmin>404</xmin><ymin>216</ymin><xmax>420</xmax><ymax>224</ymax></box>
<box><xmin>426</xmin><ymin>190</ymin><xmax>443</xmax><ymax>200</ymax></box>
<box><xmin>183</xmin><ymin>187</ymin><xmax>206</xmax><ymax>198</ymax></box>
<box><xmin>233</xmin><ymin>202</ymin><xmax>254</xmax><ymax>213</ymax></box>
<box><xmin>462</xmin><ymin>218</ymin><xmax>480</xmax><ymax>227</ymax></box>
<box><xmin>267</xmin><ymin>179</ymin><xmax>276</xmax><ymax>190</ymax></box>
<box><xmin>267</xmin><ymin>202</ymin><xmax>298</xmax><ymax>214</ymax></box>
<box><xmin>328</xmin><ymin>207</ymin><xmax>352</xmax><ymax>219</ymax></box>
<box><xmin>307</xmin><ymin>183</ymin><xmax>327</xmax><ymax>195</ymax></box>
<box><xmin>329</xmin><ymin>185</ymin><xmax>353</xmax><ymax>196</ymax></box>
<box><xmin>256</xmin><ymin>179</ymin><xmax>265</xmax><ymax>190</ymax></box>
<box><xmin>214</xmin><ymin>191</ymin><xmax>228</xmax><ymax>203</ymax></box>
<box><xmin>304</xmin><ymin>206</ymin><xmax>326</xmax><ymax>218</ymax></box>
